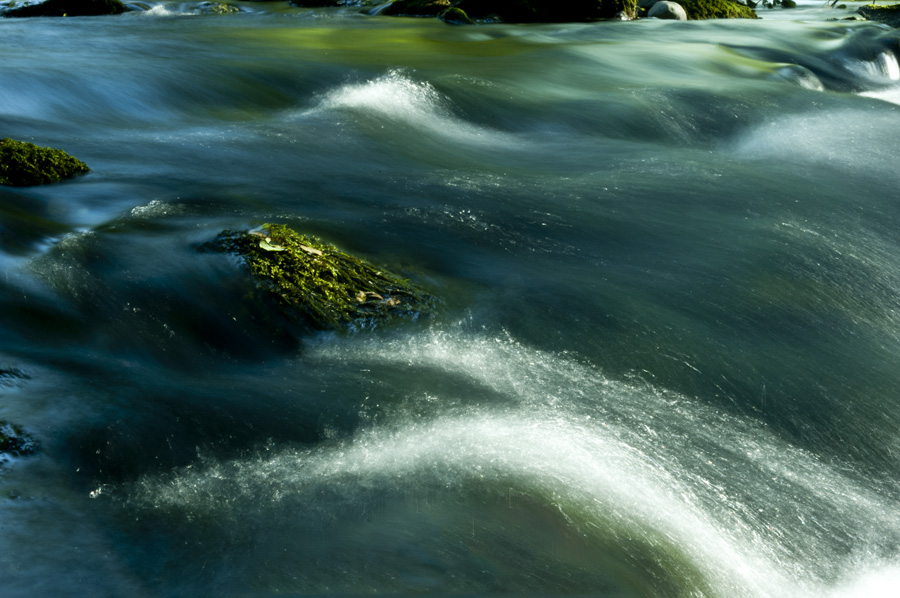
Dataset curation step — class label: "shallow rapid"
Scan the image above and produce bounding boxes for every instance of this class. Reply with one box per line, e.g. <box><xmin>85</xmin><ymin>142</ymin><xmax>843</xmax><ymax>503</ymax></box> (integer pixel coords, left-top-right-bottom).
<box><xmin>2</xmin><ymin>3</ymin><xmax>900</xmax><ymax>596</ymax></box>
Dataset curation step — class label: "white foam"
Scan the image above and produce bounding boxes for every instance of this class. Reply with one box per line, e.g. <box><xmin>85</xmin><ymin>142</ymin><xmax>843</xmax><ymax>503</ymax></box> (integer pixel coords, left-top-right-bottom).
<box><xmin>845</xmin><ymin>51</ymin><xmax>900</xmax><ymax>83</ymax></box>
<box><xmin>831</xmin><ymin>564</ymin><xmax>900</xmax><ymax>598</ymax></box>
<box><xmin>310</xmin><ymin>70</ymin><xmax>518</xmax><ymax>148</ymax></box>
<box><xmin>861</xmin><ymin>86</ymin><xmax>900</xmax><ymax>107</ymax></box>
<box><xmin>730</xmin><ymin>109</ymin><xmax>900</xmax><ymax>172</ymax></box>
<box><xmin>128</xmin><ymin>328</ymin><xmax>900</xmax><ymax>597</ymax></box>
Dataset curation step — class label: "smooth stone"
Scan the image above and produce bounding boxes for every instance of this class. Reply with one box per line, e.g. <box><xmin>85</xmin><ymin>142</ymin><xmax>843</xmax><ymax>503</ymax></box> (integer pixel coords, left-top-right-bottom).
<box><xmin>648</xmin><ymin>0</ymin><xmax>688</xmax><ymax>19</ymax></box>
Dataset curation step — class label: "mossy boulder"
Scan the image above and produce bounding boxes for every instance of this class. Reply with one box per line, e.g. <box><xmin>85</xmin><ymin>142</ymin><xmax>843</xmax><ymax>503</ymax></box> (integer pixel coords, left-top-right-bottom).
<box><xmin>0</xmin><ymin>420</ymin><xmax>36</xmax><ymax>458</ymax></box>
<box><xmin>440</xmin><ymin>6</ymin><xmax>475</xmax><ymax>22</ymax></box>
<box><xmin>675</xmin><ymin>0</ymin><xmax>756</xmax><ymax>18</ymax></box>
<box><xmin>2</xmin><ymin>0</ymin><xmax>128</xmax><ymax>17</ymax></box>
<box><xmin>208</xmin><ymin>224</ymin><xmax>436</xmax><ymax>333</ymax></box>
<box><xmin>858</xmin><ymin>3</ymin><xmax>900</xmax><ymax>26</ymax></box>
<box><xmin>197</xmin><ymin>2</ymin><xmax>240</xmax><ymax>14</ymax></box>
<box><xmin>0</xmin><ymin>138</ymin><xmax>90</xmax><ymax>187</ymax></box>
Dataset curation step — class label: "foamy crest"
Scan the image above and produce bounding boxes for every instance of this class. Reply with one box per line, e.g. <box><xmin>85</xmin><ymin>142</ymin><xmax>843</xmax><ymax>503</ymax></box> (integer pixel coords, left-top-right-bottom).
<box><xmin>127</xmin><ymin>328</ymin><xmax>900</xmax><ymax>597</ymax></box>
<box><xmin>312</xmin><ymin>70</ymin><xmax>517</xmax><ymax>147</ymax></box>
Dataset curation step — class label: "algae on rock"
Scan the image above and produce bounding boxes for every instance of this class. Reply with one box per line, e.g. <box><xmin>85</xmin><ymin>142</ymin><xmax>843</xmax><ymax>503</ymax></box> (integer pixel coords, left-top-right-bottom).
<box><xmin>676</xmin><ymin>0</ymin><xmax>757</xmax><ymax>19</ymax></box>
<box><xmin>858</xmin><ymin>3</ymin><xmax>900</xmax><ymax>26</ymax></box>
<box><xmin>0</xmin><ymin>138</ymin><xmax>90</xmax><ymax>187</ymax></box>
<box><xmin>209</xmin><ymin>224</ymin><xmax>436</xmax><ymax>333</ymax></box>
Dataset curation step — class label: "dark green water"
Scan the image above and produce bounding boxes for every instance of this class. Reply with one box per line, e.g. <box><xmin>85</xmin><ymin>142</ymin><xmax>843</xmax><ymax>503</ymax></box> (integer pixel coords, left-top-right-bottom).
<box><xmin>2</xmin><ymin>3</ymin><xmax>900</xmax><ymax>596</ymax></box>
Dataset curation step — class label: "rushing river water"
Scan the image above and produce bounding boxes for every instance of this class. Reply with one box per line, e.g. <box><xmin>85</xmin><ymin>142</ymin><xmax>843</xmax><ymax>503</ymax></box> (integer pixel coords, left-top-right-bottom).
<box><xmin>2</xmin><ymin>3</ymin><xmax>900</xmax><ymax>596</ymax></box>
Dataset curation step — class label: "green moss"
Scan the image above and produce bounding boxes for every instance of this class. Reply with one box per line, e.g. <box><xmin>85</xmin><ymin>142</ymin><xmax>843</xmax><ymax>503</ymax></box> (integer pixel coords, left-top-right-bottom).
<box><xmin>2</xmin><ymin>0</ymin><xmax>128</xmax><ymax>17</ymax></box>
<box><xmin>198</xmin><ymin>2</ymin><xmax>240</xmax><ymax>14</ymax></box>
<box><xmin>0</xmin><ymin>420</ymin><xmax>36</xmax><ymax>457</ymax></box>
<box><xmin>858</xmin><ymin>3</ymin><xmax>900</xmax><ymax>26</ymax></box>
<box><xmin>440</xmin><ymin>6</ymin><xmax>475</xmax><ymax>21</ymax></box>
<box><xmin>676</xmin><ymin>0</ymin><xmax>757</xmax><ymax>19</ymax></box>
<box><xmin>210</xmin><ymin>224</ymin><xmax>436</xmax><ymax>332</ymax></box>
<box><xmin>0</xmin><ymin>138</ymin><xmax>90</xmax><ymax>187</ymax></box>
<box><xmin>859</xmin><ymin>2</ymin><xmax>900</xmax><ymax>9</ymax></box>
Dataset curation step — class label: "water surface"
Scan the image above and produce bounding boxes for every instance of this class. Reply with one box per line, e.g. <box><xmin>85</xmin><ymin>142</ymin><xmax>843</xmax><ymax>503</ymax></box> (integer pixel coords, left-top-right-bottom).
<box><xmin>2</xmin><ymin>4</ymin><xmax>900</xmax><ymax>596</ymax></box>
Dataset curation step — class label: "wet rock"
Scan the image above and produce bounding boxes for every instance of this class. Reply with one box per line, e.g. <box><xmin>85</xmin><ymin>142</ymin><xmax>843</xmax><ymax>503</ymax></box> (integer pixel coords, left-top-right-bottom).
<box><xmin>206</xmin><ymin>224</ymin><xmax>436</xmax><ymax>333</ymax></box>
<box><xmin>197</xmin><ymin>1</ymin><xmax>240</xmax><ymax>13</ymax></box>
<box><xmin>857</xmin><ymin>3</ymin><xmax>900</xmax><ymax>27</ymax></box>
<box><xmin>648</xmin><ymin>0</ymin><xmax>687</xmax><ymax>18</ymax></box>
<box><xmin>439</xmin><ymin>6</ymin><xmax>474</xmax><ymax>22</ymax></box>
<box><xmin>2</xmin><ymin>0</ymin><xmax>128</xmax><ymax>17</ymax></box>
<box><xmin>0</xmin><ymin>138</ymin><xmax>90</xmax><ymax>187</ymax></box>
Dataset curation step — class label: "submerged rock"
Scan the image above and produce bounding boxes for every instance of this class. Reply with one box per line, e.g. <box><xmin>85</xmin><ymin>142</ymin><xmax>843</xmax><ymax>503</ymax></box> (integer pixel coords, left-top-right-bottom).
<box><xmin>197</xmin><ymin>1</ymin><xmax>240</xmax><ymax>13</ymax></box>
<box><xmin>0</xmin><ymin>138</ymin><xmax>90</xmax><ymax>187</ymax></box>
<box><xmin>2</xmin><ymin>0</ymin><xmax>128</xmax><ymax>17</ymax></box>
<box><xmin>208</xmin><ymin>224</ymin><xmax>436</xmax><ymax>333</ymax></box>
<box><xmin>648</xmin><ymin>0</ymin><xmax>687</xmax><ymax>18</ymax></box>
<box><xmin>0</xmin><ymin>421</ymin><xmax>37</xmax><ymax>459</ymax></box>
<box><xmin>858</xmin><ymin>3</ymin><xmax>900</xmax><ymax>27</ymax></box>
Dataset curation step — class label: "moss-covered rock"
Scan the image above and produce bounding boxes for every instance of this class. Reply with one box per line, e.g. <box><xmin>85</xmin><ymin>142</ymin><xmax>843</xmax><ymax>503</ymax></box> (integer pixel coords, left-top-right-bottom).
<box><xmin>676</xmin><ymin>0</ymin><xmax>756</xmax><ymax>19</ymax></box>
<box><xmin>0</xmin><ymin>138</ymin><xmax>90</xmax><ymax>187</ymax></box>
<box><xmin>208</xmin><ymin>224</ymin><xmax>436</xmax><ymax>332</ymax></box>
<box><xmin>440</xmin><ymin>6</ymin><xmax>475</xmax><ymax>22</ymax></box>
<box><xmin>197</xmin><ymin>2</ymin><xmax>240</xmax><ymax>14</ymax></box>
<box><xmin>2</xmin><ymin>0</ymin><xmax>128</xmax><ymax>17</ymax></box>
<box><xmin>858</xmin><ymin>3</ymin><xmax>900</xmax><ymax>26</ymax></box>
<box><xmin>0</xmin><ymin>420</ymin><xmax>36</xmax><ymax>458</ymax></box>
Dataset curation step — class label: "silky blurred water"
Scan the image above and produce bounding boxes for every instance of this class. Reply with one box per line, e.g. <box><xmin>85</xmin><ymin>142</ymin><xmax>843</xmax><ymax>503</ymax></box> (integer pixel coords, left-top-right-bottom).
<box><xmin>2</xmin><ymin>4</ymin><xmax>900</xmax><ymax>596</ymax></box>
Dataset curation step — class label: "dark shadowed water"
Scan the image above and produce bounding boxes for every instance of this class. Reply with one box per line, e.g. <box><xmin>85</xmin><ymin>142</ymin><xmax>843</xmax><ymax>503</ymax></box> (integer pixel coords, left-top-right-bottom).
<box><xmin>2</xmin><ymin>3</ymin><xmax>900</xmax><ymax>596</ymax></box>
